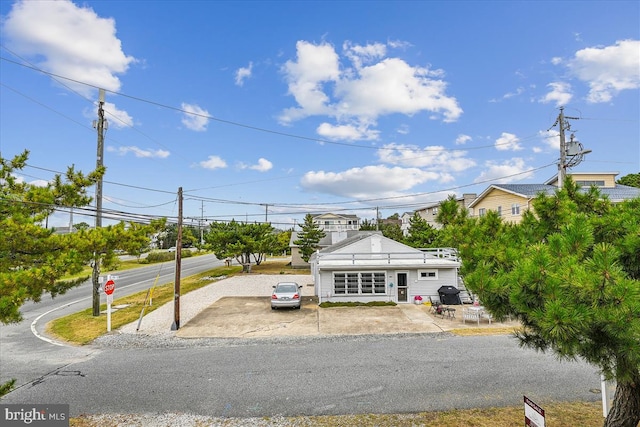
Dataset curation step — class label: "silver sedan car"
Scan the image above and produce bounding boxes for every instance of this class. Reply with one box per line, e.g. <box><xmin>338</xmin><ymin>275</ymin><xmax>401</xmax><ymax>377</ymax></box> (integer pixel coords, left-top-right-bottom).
<box><xmin>271</xmin><ymin>282</ymin><xmax>302</xmax><ymax>310</ymax></box>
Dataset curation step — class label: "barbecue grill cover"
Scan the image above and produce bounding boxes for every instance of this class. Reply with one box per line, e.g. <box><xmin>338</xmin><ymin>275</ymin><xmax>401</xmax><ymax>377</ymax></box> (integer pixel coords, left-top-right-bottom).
<box><xmin>438</xmin><ymin>285</ymin><xmax>461</xmax><ymax>305</ymax></box>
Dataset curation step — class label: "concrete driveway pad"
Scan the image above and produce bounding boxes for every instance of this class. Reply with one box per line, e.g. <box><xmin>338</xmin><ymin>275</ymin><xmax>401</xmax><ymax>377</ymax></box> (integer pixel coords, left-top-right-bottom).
<box><xmin>176</xmin><ymin>297</ymin><xmax>446</xmax><ymax>338</ymax></box>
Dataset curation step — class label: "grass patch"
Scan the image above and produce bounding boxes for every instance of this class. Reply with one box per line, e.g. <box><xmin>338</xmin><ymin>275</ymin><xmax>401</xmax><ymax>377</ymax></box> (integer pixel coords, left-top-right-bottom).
<box><xmin>48</xmin><ymin>258</ymin><xmax>305</xmax><ymax>345</ymax></box>
<box><xmin>69</xmin><ymin>401</ymin><xmax>603</xmax><ymax>426</ymax></box>
<box><xmin>319</xmin><ymin>301</ymin><xmax>397</xmax><ymax>308</ymax></box>
<box><xmin>451</xmin><ymin>326</ymin><xmax>523</xmax><ymax>336</ymax></box>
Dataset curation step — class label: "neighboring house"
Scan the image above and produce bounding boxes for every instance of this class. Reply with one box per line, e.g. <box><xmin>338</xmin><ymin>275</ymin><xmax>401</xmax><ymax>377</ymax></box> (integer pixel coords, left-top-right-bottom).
<box><xmin>290</xmin><ymin>230</ymin><xmax>367</xmax><ymax>268</ymax></box>
<box><xmin>311</xmin><ymin>213</ymin><xmax>360</xmax><ymax>232</ymax></box>
<box><xmin>469</xmin><ymin>172</ymin><xmax>640</xmax><ymax>223</ymax></box>
<box><xmin>414</xmin><ymin>193</ymin><xmax>477</xmax><ymax>229</ymax></box>
<box><xmin>400</xmin><ymin>212</ymin><xmax>413</xmax><ymax>236</ymax></box>
<box><xmin>290</xmin><ymin>213</ymin><xmax>362</xmax><ymax>268</ymax></box>
<box><xmin>309</xmin><ymin>232</ymin><xmax>461</xmax><ymax>304</ymax></box>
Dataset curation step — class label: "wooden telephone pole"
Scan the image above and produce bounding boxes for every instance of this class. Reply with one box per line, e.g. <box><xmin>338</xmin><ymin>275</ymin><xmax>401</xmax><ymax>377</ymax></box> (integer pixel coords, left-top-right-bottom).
<box><xmin>92</xmin><ymin>89</ymin><xmax>106</xmax><ymax>317</ymax></box>
<box><xmin>171</xmin><ymin>187</ymin><xmax>183</xmax><ymax>330</ymax></box>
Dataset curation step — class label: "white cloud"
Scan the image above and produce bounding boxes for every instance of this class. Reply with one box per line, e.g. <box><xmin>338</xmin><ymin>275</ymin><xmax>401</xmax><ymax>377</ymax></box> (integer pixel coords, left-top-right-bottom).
<box><xmin>343</xmin><ymin>41</ymin><xmax>387</xmax><ymax>69</ymax></box>
<box><xmin>474</xmin><ymin>158</ymin><xmax>533</xmax><ymax>184</ymax></box>
<box><xmin>455</xmin><ymin>134</ymin><xmax>472</xmax><ymax>145</ymax></box>
<box><xmin>106</xmin><ymin>146</ymin><xmax>170</xmax><ymax>158</ymax></box>
<box><xmin>495</xmin><ymin>132</ymin><xmax>523</xmax><ymax>151</ymax></box>
<box><xmin>181</xmin><ymin>103</ymin><xmax>210</xmax><ymax>131</ymax></box>
<box><xmin>279</xmin><ymin>40</ymin><xmax>462</xmax><ymax>139</ymax></box>
<box><xmin>2</xmin><ymin>0</ymin><xmax>135</xmax><ymax>96</ymax></box>
<box><xmin>567</xmin><ymin>39</ymin><xmax>640</xmax><ymax>103</ymax></box>
<box><xmin>377</xmin><ymin>143</ymin><xmax>476</xmax><ymax>172</ymax></box>
<box><xmin>239</xmin><ymin>158</ymin><xmax>273</xmax><ymax>172</ymax></box>
<box><xmin>199</xmin><ymin>155</ymin><xmax>227</xmax><ymax>170</ymax></box>
<box><xmin>300</xmin><ymin>165</ymin><xmax>441</xmax><ymax>199</ymax></box>
<box><xmin>540</xmin><ymin>82</ymin><xmax>572</xmax><ymax>107</ymax></box>
<box><xmin>316</xmin><ymin>122</ymin><xmax>380</xmax><ymax>141</ymax></box>
<box><xmin>538</xmin><ymin>129</ymin><xmax>559</xmax><ymax>151</ymax></box>
<box><xmin>235</xmin><ymin>62</ymin><xmax>253</xmax><ymax>86</ymax></box>
<box><xmin>279</xmin><ymin>41</ymin><xmax>341</xmax><ymax>123</ymax></box>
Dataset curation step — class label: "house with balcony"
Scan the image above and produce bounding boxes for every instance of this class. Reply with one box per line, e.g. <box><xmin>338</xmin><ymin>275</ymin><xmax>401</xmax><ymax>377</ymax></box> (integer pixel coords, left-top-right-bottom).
<box><xmin>290</xmin><ymin>213</ymin><xmax>362</xmax><ymax>268</ymax></box>
<box><xmin>311</xmin><ymin>213</ymin><xmax>360</xmax><ymax>231</ymax></box>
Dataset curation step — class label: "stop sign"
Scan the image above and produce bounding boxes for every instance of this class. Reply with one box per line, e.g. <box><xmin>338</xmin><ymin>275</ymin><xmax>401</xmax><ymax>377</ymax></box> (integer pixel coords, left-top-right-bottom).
<box><xmin>104</xmin><ymin>279</ymin><xmax>115</xmax><ymax>295</ymax></box>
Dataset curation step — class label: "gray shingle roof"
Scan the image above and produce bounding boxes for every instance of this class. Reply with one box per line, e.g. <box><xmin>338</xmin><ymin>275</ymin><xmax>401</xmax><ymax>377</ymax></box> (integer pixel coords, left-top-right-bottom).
<box><xmin>599</xmin><ymin>185</ymin><xmax>640</xmax><ymax>201</ymax></box>
<box><xmin>493</xmin><ymin>183</ymin><xmax>640</xmax><ymax>201</ymax></box>
<box><xmin>493</xmin><ymin>184</ymin><xmax>557</xmax><ymax>198</ymax></box>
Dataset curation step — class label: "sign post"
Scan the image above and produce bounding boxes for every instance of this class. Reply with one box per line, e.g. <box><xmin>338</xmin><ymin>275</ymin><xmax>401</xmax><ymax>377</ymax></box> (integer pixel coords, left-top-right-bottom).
<box><xmin>104</xmin><ymin>278</ymin><xmax>116</xmax><ymax>332</ymax></box>
<box><xmin>524</xmin><ymin>396</ymin><xmax>545</xmax><ymax>427</ymax></box>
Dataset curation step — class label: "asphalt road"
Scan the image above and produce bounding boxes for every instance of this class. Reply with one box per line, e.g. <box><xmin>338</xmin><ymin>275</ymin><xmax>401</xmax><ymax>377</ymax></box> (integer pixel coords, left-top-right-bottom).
<box><xmin>0</xmin><ymin>253</ymin><xmax>225</xmax><ymax>387</ymax></box>
<box><xmin>2</xmin><ymin>334</ymin><xmax>601</xmax><ymax>418</ymax></box>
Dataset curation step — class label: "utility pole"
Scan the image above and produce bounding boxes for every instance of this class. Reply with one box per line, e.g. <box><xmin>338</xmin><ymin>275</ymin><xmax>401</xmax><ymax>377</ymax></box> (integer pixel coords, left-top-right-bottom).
<box><xmin>91</xmin><ymin>89</ymin><xmax>106</xmax><ymax>317</ymax></box>
<box><xmin>171</xmin><ymin>187</ymin><xmax>183</xmax><ymax>331</ymax></box>
<box><xmin>200</xmin><ymin>200</ymin><xmax>204</xmax><ymax>246</ymax></box>
<box><xmin>550</xmin><ymin>106</ymin><xmax>579</xmax><ymax>189</ymax></box>
<box><xmin>265</xmin><ymin>204</ymin><xmax>268</xmax><ymax>223</ymax></box>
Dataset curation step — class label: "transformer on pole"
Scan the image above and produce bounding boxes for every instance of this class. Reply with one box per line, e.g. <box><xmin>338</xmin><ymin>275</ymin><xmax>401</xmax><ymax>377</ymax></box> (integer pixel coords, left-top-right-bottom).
<box><xmin>549</xmin><ymin>107</ymin><xmax>591</xmax><ymax>188</ymax></box>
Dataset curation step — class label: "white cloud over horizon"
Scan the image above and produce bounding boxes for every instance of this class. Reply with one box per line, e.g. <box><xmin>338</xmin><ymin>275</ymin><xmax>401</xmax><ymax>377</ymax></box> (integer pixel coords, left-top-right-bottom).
<box><xmin>300</xmin><ymin>165</ymin><xmax>444</xmax><ymax>199</ymax></box>
<box><xmin>279</xmin><ymin>40</ymin><xmax>462</xmax><ymax>140</ymax></box>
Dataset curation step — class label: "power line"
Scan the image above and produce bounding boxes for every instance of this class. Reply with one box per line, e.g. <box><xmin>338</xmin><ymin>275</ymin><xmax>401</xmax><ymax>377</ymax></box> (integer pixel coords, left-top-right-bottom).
<box><xmin>2</xmin><ymin>54</ymin><xmax>533</xmax><ymax>154</ymax></box>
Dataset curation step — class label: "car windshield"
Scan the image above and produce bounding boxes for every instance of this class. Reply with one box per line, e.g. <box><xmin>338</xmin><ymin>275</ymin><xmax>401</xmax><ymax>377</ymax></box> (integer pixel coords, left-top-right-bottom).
<box><xmin>275</xmin><ymin>284</ymin><xmax>297</xmax><ymax>293</ymax></box>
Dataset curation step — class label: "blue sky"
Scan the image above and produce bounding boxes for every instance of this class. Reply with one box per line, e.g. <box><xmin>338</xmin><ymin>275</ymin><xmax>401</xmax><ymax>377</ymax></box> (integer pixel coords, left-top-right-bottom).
<box><xmin>1</xmin><ymin>0</ymin><xmax>639</xmax><ymax>230</ymax></box>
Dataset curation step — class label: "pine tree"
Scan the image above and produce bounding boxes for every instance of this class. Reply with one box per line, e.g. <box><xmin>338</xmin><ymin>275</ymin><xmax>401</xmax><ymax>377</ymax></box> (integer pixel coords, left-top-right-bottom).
<box><xmin>293</xmin><ymin>214</ymin><xmax>326</xmax><ymax>262</ymax></box>
<box><xmin>454</xmin><ymin>183</ymin><xmax>640</xmax><ymax>427</ymax></box>
<box><xmin>404</xmin><ymin>212</ymin><xmax>438</xmax><ymax>248</ymax></box>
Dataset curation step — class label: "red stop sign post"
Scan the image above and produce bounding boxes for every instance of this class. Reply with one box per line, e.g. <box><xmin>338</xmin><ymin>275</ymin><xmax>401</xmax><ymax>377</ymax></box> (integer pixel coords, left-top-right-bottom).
<box><xmin>104</xmin><ymin>279</ymin><xmax>115</xmax><ymax>295</ymax></box>
<box><xmin>103</xmin><ymin>279</ymin><xmax>116</xmax><ymax>332</ymax></box>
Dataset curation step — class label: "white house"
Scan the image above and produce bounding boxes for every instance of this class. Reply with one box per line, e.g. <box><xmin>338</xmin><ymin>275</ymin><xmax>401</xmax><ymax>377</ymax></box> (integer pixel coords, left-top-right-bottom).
<box><xmin>309</xmin><ymin>232</ymin><xmax>461</xmax><ymax>304</ymax></box>
<box><xmin>311</xmin><ymin>213</ymin><xmax>360</xmax><ymax>232</ymax></box>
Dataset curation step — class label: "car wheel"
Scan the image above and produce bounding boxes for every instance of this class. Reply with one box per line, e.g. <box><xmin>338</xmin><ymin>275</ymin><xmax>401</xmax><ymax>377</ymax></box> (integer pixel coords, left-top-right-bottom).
<box><xmin>296</xmin><ymin>304</ymin><xmax>301</xmax><ymax>310</ymax></box>
<box><xmin>271</xmin><ymin>306</ymin><xmax>276</xmax><ymax>310</ymax></box>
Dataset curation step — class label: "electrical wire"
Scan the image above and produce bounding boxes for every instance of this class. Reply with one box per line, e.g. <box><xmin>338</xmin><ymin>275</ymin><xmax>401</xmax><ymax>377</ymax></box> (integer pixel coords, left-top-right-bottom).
<box><xmin>2</xmin><ymin>54</ymin><xmax>536</xmax><ymax>154</ymax></box>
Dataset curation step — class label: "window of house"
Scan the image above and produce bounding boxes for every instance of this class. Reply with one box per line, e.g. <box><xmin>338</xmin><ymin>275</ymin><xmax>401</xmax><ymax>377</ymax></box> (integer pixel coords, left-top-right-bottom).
<box><xmin>333</xmin><ymin>272</ymin><xmax>386</xmax><ymax>295</ymax></box>
<box><xmin>576</xmin><ymin>180</ymin><xmax>605</xmax><ymax>187</ymax></box>
<box><xmin>478</xmin><ymin>208</ymin><xmax>486</xmax><ymax>217</ymax></box>
<box><xmin>418</xmin><ymin>270</ymin><xmax>438</xmax><ymax>280</ymax></box>
<box><xmin>511</xmin><ymin>203</ymin><xmax>520</xmax><ymax>215</ymax></box>
<box><xmin>497</xmin><ymin>206</ymin><xmax>502</xmax><ymax>217</ymax></box>
<box><xmin>432</xmin><ymin>207</ymin><xmax>438</xmax><ymax>215</ymax></box>
<box><xmin>346</xmin><ymin>273</ymin><xmax>359</xmax><ymax>294</ymax></box>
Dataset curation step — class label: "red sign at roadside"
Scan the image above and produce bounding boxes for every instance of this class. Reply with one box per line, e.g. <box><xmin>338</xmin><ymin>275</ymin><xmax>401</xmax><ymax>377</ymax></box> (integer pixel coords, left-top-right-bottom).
<box><xmin>104</xmin><ymin>279</ymin><xmax>115</xmax><ymax>295</ymax></box>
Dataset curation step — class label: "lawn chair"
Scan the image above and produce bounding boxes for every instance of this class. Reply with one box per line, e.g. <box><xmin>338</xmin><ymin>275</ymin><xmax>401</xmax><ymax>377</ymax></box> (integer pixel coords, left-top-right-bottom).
<box><xmin>429</xmin><ymin>296</ymin><xmax>442</xmax><ymax>315</ymax></box>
